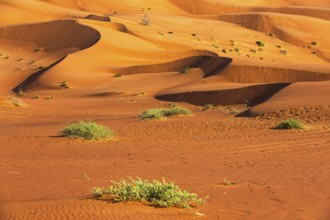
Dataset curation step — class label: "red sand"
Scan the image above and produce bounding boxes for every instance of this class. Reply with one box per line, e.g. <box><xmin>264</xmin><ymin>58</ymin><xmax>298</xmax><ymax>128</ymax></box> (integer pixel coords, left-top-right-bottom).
<box><xmin>0</xmin><ymin>0</ymin><xmax>330</xmax><ymax>219</ymax></box>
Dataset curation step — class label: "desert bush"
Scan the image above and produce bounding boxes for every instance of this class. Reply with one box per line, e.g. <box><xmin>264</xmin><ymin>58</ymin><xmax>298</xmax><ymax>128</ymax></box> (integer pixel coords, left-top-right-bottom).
<box><xmin>61</xmin><ymin>120</ymin><xmax>114</xmax><ymax>140</ymax></box>
<box><xmin>114</xmin><ymin>73</ymin><xmax>121</xmax><ymax>78</ymax></box>
<box><xmin>59</xmin><ymin>81</ymin><xmax>70</xmax><ymax>89</ymax></box>
<box><xmin>93</xmin><ymin>177</ymin><xmax>206</xmax><ymax>208</ymax></box>
<box><xmin>276</xmin><ymin>119</ymin><xmax>304</xmax><ymax>130</ymax></box>
<box><xmin>256</xmin><ymin>41</ymin><xmax>265</xmax><ymax>47</ymax></box>
<box><xmin>311</xmin><ymin>42</ymin><xmax>318</xmax><ymax>46</ymax></box>
<box><xmin>139</xmin><ymin>107</ymin><xmax>191</xmax><ymax>120</ymax></box>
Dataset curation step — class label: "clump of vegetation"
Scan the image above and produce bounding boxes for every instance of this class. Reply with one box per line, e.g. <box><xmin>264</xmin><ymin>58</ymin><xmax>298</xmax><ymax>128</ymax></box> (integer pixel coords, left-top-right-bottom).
<box><xmin>222</xmin><ymin>49</ymin><xmax>227</xmax><ymax>53</ymax></box>
<box><xmin>276</xmin><ymin>119</ymin><xmax>304</xmax><ymax>130</ymax></box>
<box><xmin>311</xmin><ymin>42</ymin><xmax>318</xmax><ymax>46</ymax></box>
<box><xmin>59</xmin><ymin>81</ymin><xmax>70</xmax><ymax>89</ymax></box>
<box><xmin>45</xmin><ymin>96</ymin><xmax>54</xmax><ymax>100</ymax></box>
<box><xmin>234</xmin><ymin>48</ymin><xmax>240</xmax><ymax>52</ymax></box>
<box><xmin>168</xmin><ymin>31</ymin><xmax>173</xmax><ymax>34</ymax></box>
<box><xmin>93</xmin><ymin>177</ymin><xmax>206</xmax><ymax>208</ymax></box>
<box><xmin>230</xmin><ymin>39</ymin><xmax>235</xmax><ymax>46</ymax></box>
<box><xmin>139</xmin><ymin>107</ymin><xmax>191</xmax><ymax>120</ymax></box>
<box><xmin>256</xmin><ymin>41</ymin><xmax>265</xmax><ymax>47</ymax></box>
<box><xmin>114</xmin><ymin>73</ymin><xmax>122</xmax><ymax>78</ymax></box>
<box><xmin>179</xmin><ymin>67</ymin><xmax>193</xmax><ymax>74</ymax></box>
<box><xmin>61</xmin><ymin>120</ymin><xmax>114</xmax><ymax>140</ymax></box>
<box><xmin>32</xmin><ymin>96</ymin><xmax>40</xmax><ymax>99</ymax></box>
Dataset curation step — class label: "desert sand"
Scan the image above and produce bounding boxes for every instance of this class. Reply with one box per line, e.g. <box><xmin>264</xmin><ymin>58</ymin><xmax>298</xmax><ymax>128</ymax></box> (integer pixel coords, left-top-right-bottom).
<box><xmin>0</xmin><ymin>0</ymin><xmax>330</xmax><ymax>219</ymax></box>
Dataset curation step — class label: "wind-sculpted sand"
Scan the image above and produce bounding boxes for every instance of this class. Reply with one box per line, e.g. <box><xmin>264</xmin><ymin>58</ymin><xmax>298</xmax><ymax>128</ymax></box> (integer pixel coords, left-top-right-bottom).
<box><xmin>1</xmin><ymin>0</ymin><xmax>330</xmax><ymax>219</ymax></box>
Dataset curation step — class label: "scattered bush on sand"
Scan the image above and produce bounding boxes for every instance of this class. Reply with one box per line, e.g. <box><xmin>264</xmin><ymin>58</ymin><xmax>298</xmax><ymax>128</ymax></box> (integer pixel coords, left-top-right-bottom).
<box><xmin>93</xmin><ymin>177</ymin><xmax>207</xmax><ymax>208</ymax></box>
<box><xmin>256</xmin><ymin>41</ymin><xmax>265</xmax><ymax>47</ymax></box>
<box><xmin>276</xmin><ymin>119</ymin><xmax>304</xmax><ymax>130</ymax></box>
<box><xmin>311</xmin><ymin>42</ymin><xmax>318</xmax><ymax>46</ymax></box>
<box><xmin>59</xmin><ymin>81</ymin><xmax>70</xmax><ymax>89</ymax></box>
<box><xmin>61</xmin><ymin>120</ymin><xmax>114</xmax><ymax>140</ymax></box>
<box><xmin>114</xmin><ymin>73</ymin><xmax>122</xmax><ymax>78</ymax></box>
<box><xmin>139</xmin><ymin>107</ymin><xmax>191</xmax><ymax>120</ymax></box>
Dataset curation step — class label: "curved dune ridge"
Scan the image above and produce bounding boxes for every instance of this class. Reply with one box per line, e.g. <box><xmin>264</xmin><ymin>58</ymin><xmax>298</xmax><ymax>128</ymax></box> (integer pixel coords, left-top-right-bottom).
<box><xmin>114</xmin><ymin>55</ymin><xmax>233</xmax><ymax>77</ymax></box>
<box><xmin>84</xmin><ymin>14</ymin><xmax>111</xmax><ymax>22</ymax></box>
<box><xmin>0</xmin><ymin>20</ymin><xmax>101</xmax><ymax>51</ymax></box>
<box><xmin>157</xmin><ymin>83</ymin><xmax>290</xmax><ymax>106</ymax></box>
<box><xmin>0</xmin><ymin>20</ymin><xmax>101</xmax><ymax>93</ymax></box>
<box><xmin>170</xmin><ymin>0</ymin><xmax>330</xmax><ymax>20</ymax></box>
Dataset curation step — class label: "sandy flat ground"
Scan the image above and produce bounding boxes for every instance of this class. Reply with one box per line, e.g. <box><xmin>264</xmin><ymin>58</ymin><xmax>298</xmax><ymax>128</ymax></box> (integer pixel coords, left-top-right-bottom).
<box><xmin>0</xmin><ymin>0</ymin><xmax>330</xmax><ymax>219</ymax></box>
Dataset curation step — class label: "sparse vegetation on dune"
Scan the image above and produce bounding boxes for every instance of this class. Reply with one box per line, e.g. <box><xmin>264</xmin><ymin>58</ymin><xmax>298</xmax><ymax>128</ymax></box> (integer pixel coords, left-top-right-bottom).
<box><xmin>93</xmin><ymin>177</ymin><xmax>207</xmax><ymax>208</ymax></box>
<box><xmin>256</xmin><ymin>41</ymin><xmax>265</xmax><ymax>47</ymax></box>
<box><xmin>61</xmin><ymin>121</ymin><xmax>114</xmax><ymax>140</ymax></box>
<box><xmin>139</xmin><ymin>107</ymin><xmax>191</xmax><ymax>120</ymax></box>
<box><xmin>276</xmin><ymin>119</ymin><xmax>305</xmax><ymax>130</ymax></box>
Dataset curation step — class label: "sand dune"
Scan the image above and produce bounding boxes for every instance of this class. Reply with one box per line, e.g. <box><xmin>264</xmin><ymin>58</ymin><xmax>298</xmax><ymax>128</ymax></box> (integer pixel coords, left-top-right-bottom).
<box><xmin>1</xmin><ymin>0</ymin><xmax>330</xmax><ymax>219</ymax></box>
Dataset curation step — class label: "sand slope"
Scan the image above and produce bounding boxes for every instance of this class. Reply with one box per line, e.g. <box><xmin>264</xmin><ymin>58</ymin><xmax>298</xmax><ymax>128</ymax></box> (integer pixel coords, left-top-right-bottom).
<box><xmin>1</xmin><ymin>0</ymin><xmax>330</xmax><ymax>219</ymax></box>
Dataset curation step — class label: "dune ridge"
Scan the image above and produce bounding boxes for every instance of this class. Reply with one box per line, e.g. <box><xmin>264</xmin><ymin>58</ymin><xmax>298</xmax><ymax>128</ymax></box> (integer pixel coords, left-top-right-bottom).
<box><xmin>157</xmin><ymin>83</ymin><xmax>290</xmax><ymax>106</ymax></box>
<box><xmin>113</xmin><ymin>55</ymin><xmax>233</xmax><ymax>77</ymax></box>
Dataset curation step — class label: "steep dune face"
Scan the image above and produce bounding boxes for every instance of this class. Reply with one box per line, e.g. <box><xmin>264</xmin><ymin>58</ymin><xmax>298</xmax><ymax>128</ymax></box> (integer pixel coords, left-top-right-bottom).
<box><xmin>218</xmin><ymin>13</ymin><xmax>330</xmax><ymax>61</ymax></box>
<box><xmin>0</xmin><ymin>20</ymin><xmax>100</xmax><ymax>51</ymax></box>
<box><xmin>0</xmin><ymin>20</ymin><xmax>100</xmax><ymax>93</ymax></box>
<box><xmin>0</xmin><ymin>0</ymin><xmax>329</xmax><ymax>111</ymax></box>
<box><xmin>170</xmin><ymin>0</ymin><xmax>330</xmax><ymax>20</ymax></box>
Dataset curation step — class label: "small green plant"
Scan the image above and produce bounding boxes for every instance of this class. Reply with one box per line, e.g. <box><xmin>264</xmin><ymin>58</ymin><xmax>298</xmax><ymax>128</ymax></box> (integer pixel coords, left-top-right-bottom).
<box><xmin>114</xmin><ymin>73</ymin><xmax>121</xmax><ymax>78</ymax></box>
<box><xmin>59</xmin><ymin>81</ymin><xmax>70</xmax><ymax>89</ymax></box>
<box><xmin>256</xmin><ymin>41</ymin><xmax>265</xmax><ymax>47</ymax></box>
<box><xmin>311</xmin><ymin>42</ymin><xmax>318</xmax><ymax>46</ymax></box>
<box><xmin>61</xmin><ymin>120</ymin><xmax>114</xmax><ymax>140</ymax></box>
<box><xmin>93</xmin><ymin>177</ymin><xmax>206</xmax><ymax>208</ymax></box>
<box><xmin>179</xmin><ymin>67</ymin><xmax>193</xmax><ymax>74</ymax></box>
<box><xmin>139</xmin><ymin>107</ymin><xmax>191</xmax><ymax>120</ymax></box>
<box><xmin>276</xmin><ymin>119</ymin><xmax>304</xmax><ymax>130</ymax></box>
<box><xmin>32</xmin><ymin>96</ymin><xmax>40</xmax><ymax>99</ymax></box>
<box><xmin>45</xmin><ymin>96</ymin><xmax>54</xmax><ymax>100</ymax></box>
<box><xmin>234</xmin><ymin>48</ymin><xmax>240</xmax><ymax>52</ymax></box>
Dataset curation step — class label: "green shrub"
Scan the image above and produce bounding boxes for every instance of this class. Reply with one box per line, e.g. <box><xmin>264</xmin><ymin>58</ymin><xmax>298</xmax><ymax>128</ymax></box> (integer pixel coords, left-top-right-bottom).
<box><xmin>114</xmin><ymin>73</ymin><xmax>122</xmax><ymax>78</ymax></box>
<box><xmin>311</xmin><ymin>42</ymin><xmax>318</xmax><ymax>46</ymax></box>
<box><xmin>276</xmin><ymin>119</ymin><xmax>304</xmax><ymax>130</ymax></box>
<box><xmin>59</xmin><ymin>81</ymin><xmax>70</xmax><ymax>89</ymax></box>
<box><xmin>93</xmin><ymin>177</ymin><xmax>206</xmax><ymax>208</ymax></box>
<box><xmin>139</xmin><ymin>107</ymin><xmax>191</xmax><ymax>120</ymax></box>
<box><xmin>61</xmin><ymin>120</ymin><xmax>114</xmax><ymax>140</ymax></box>
<box><xmin>256</xmin><ymin>41</ymin><xmax>265</xmax><ymax>47</ymax></box>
